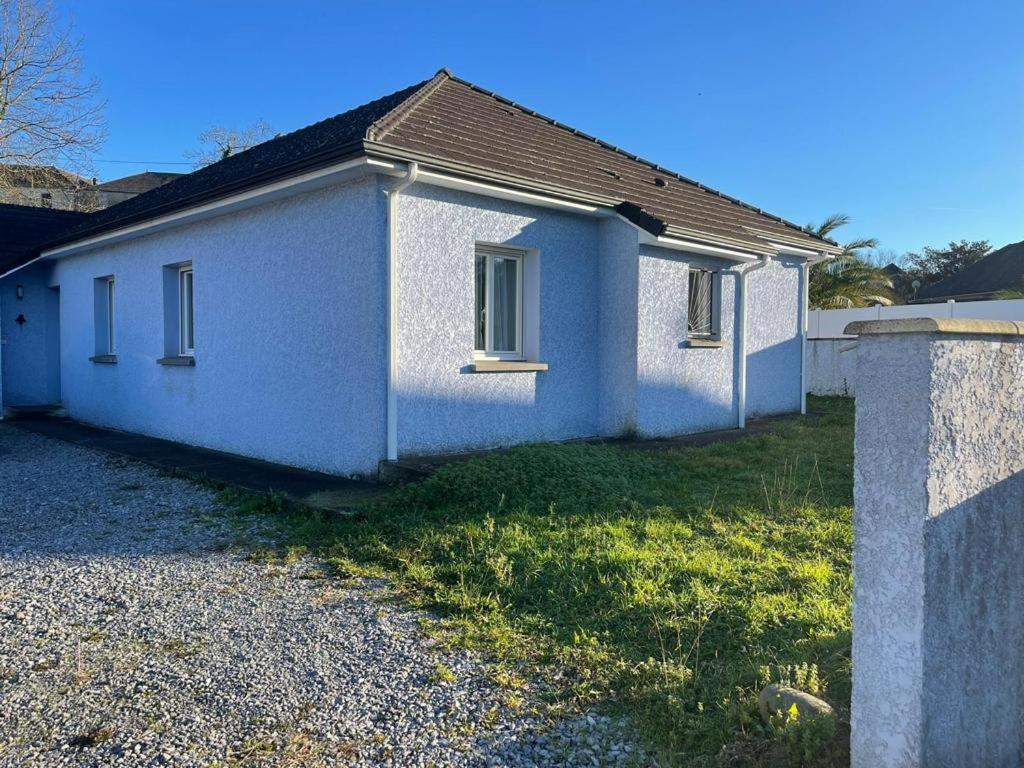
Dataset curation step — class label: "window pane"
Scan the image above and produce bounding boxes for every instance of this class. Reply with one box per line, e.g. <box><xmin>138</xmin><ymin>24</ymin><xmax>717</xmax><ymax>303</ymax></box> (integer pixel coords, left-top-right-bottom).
<box><xmin>687</xmin><ymin>269</ymin><xmax>714</xmax><ymax>336</ymax></box>
<box><xmin>475</xmin><ymin>254</ymin><xmax>486</xmax><ymax>350</ymax></box>
<box><xmin>491</xmin><ymin>256</ymin><xmax>518</xmax><ymax>352</ymax></box>
<box><xmin>185</xmin><ymin>271</ymin><xmax>194</xmax><ymax>350</ymax></box>
<box><xmin>107</xmin><ymin>279</ymin><xmax>115</xmax><ymax>353</ymax></box>
<box><xmin>180</xmin><ymin>269</ymin><xmax>194</xmax><ymax>353</ymax></box>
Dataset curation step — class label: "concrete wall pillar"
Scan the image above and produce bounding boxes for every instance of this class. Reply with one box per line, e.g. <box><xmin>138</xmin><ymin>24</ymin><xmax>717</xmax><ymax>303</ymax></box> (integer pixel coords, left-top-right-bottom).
<box><xmin>850</xmin><ymin>318</ymin><xmax>1024</xmax><ymax>768</ymax></box>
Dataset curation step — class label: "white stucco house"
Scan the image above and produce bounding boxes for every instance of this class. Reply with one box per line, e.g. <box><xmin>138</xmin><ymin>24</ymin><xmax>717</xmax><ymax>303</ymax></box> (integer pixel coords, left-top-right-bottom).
<box><xmin>0</xmin><ymin>69</ymin><xmax>840</xmax><ymax>477</ymax></box>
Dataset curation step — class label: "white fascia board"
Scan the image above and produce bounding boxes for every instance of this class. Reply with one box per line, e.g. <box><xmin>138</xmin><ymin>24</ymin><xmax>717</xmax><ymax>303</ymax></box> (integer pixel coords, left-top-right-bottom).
<box><xmin>651</xmin><ymin>234</ymin><xmax>763</xmax><ymax>262</ymax></box>
<box><xmin>37</xmin><ymin>156</ymin><xmax>399</xmax><ymax>261</ymax></box>
<box><xmin>765</xmin><ymin>240</ymin><xmax>835</xmax><ymax>262</ymax></box>
<box><xmin>414</xmin><ymin>168</ymin><xmax>605</xmax><ymax>216</ymax></box>
<box><xmin>613</xmin><ymin>214</ymin><xmax>763</xmax><ymax>263</ymax></box>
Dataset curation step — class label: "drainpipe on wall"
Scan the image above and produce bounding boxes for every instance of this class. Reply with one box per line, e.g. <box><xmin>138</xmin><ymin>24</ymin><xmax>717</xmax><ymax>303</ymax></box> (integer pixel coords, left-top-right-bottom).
<box><xmin>383</xmin><ymin>161</ymin><xmax>419</xmax><ymax>463</ymax></box>
<box><xmin>800</xmin><ymin>261</ymin><xmax>810</xmax><ymax>415</ymax></box>
<box><xmin>736</xmin><ymin>255</ymin><xmax>770</xmax><ymax>430</ymax></box>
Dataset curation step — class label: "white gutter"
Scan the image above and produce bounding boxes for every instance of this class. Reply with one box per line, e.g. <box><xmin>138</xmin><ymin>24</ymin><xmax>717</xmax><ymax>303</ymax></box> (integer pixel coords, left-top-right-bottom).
<box><xmin>735</xmin><ymin>255</ymin><xmax>771</xmax><ymax>429</ymax></box>
<box><xmin>767</xmin><ymin>246</ymin><xmax>828</xmax><ymax>415</ymax></box>
<box><xmin>383</xmin><ymin>161</ymin><xmax>419</xmax><ymax>463</ymax></box>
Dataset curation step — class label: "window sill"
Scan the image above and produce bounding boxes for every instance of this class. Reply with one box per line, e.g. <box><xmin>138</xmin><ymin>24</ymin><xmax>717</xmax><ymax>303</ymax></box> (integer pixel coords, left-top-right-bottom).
<box><xmin>157</xmin><ymin>356</ymin><xmax>195</xmax><ymax>367</ymax></box>
<box><xmin>89</xmin><ymin>354</ymin><xmax>117</xmax><ymax>364</ymax></box>
<box><xmin>469</xmin><ymin>360</ymin><xmax>549</xmax><ymax>373</ymax></box>
<box><xmin>685</xmin><ymin>338</ymin><xmax>725</xmax><ymax>349</ymax></box>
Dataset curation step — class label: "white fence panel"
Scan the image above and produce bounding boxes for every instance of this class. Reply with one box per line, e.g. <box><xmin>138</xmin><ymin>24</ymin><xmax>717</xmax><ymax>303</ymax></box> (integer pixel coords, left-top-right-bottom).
<box><xmin>809</xmin><ymin>299</ymin><xmax>1024</xmax><ymax>339</ymax></box>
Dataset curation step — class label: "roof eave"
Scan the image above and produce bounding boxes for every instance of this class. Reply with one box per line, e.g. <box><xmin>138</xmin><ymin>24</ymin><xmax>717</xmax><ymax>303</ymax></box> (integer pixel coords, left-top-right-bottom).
<box><xmin>37</xmin><ymin>140</ymin><xmax>369</xmax><ymax>254</ymax></box>
<box><xmin>31</xmin><ymin>152</ymin><xmax>393</xmax><ymax>264</ymax></box>
<box><xmin>367</xmin><ymin>143</ymin><xmax>830</xmax><ymax>259</ymax></box>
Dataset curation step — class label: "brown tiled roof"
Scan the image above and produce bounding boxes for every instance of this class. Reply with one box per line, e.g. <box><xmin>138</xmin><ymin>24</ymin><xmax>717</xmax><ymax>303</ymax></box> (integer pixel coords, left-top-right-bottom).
<box><xmin>30</xmin><ymin>69</ymin><xmax>835</xmax><ymax>259</ymax></box>
<box><xmin>367</xmin><ymin>70</ymin><xmax>835</xmax><ymax>254</ymax></box>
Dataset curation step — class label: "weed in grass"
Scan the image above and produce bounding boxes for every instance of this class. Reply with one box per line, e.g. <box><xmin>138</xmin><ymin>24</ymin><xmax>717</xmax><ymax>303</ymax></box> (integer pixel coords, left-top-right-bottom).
<box><xmin>488</xmin><ymin>665</ymin><xmax>528</xmax><ymax>691</ymax></box>
<box><xmin>502</xmin><ymin>691</ymin><xmax>526</xmax><ymax>711</ymax></box>
<box><xmin>68</xmin><ymin>726</ymin><xmax>114</xmax><ymax>749</ymax></box>
<box><xmin>310</xmin><ymin>588</ymin><xmax>345</xmax><ymax>608</ymax></box>
<box><xmin>430</xmin><ymin>662</ymin><xmax>456</xmax><ymax>684</ymax></box>
<box><xmin>245</xmin><ymin>547</ymin><xmax>279</xmax><ymax>565</ymax></box>
<box><xmin>160</xmin><ymin>639</ymin><xmax>200</xmax><ymax>659</ymax></box>
<box><xmin>228</xmin><ymin>737</ymin><xmax>276</xmax><ymax>763</ymax></box>
<box><xmin>479</xmin><ymin>707</ymin><xmax>501</xmax><ymax>729</ymax></box>
<box><xmin>72</xmin><ymin>643</ymin><xmax>91</xmax><ymax>687</ymax></box>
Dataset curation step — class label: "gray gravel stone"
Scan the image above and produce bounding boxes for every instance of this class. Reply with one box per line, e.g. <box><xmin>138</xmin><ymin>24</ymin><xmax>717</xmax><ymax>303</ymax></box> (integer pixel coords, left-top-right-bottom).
<box><xmin>0</xmin><ymin>425</ymin><xmax>653</xmax><ymax>767</ymax></box>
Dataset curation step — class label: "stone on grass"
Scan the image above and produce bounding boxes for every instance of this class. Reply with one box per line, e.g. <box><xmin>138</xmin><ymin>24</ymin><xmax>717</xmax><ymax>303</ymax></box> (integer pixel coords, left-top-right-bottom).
<box><xmin>758</xmin><ymin>684</ymin><xmax>835</xmax><ymax>724</ymax></box>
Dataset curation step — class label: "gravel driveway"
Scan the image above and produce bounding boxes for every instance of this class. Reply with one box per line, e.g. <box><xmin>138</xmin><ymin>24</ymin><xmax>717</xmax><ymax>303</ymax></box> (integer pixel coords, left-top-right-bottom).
<box><xmin>0</xmin><ymin>425</ymin><xmax>649</xmax><ymax>767</ymax></box>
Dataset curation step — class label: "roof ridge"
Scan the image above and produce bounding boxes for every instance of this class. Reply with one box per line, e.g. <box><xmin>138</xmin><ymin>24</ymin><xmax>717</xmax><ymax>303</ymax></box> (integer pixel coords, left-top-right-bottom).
<box><xmin>434</xmin><ymin>72</ymin><xmax>833</xmax><ymax>246</ymax></box>
<box><xmin>367</xmin><ymin>68</ymin><xmax>452</xmax><ymax>142</ymax></box>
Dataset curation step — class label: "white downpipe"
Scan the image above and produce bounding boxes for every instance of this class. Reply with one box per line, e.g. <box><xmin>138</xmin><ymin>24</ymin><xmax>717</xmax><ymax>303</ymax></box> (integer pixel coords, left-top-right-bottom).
<box><xmin>800</xmin><ymin>261</ymin><xmax>809</xmax><ymax>415</ymax></box>
<box><xmin>384</xmin><ymin>161</ymin><xmax>419</xmax><ymax>463</ymax></box>
<box><xmin>736</xmin><ymin>256</ymin><xmax>770</xmax><ymax>429</ymax></box>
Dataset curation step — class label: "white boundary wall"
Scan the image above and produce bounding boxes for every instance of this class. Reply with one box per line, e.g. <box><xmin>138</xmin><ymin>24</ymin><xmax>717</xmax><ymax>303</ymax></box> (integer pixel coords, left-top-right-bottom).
<box><xmin>807</xmin><ymin>299</ymin><xmax>1024</xmax><ymax>396</ymax></box>
<box><xmin>809</xmin><ymin>298</ymin><xmax>1024</xmax><ymax>339</ymax></box>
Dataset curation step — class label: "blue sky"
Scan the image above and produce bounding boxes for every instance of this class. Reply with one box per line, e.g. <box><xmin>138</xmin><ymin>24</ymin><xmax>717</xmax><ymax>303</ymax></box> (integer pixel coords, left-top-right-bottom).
<box><xmin>62</xmin><ymin>0</ymin><xmax>1023</xmax><ymax>257</ymax></box>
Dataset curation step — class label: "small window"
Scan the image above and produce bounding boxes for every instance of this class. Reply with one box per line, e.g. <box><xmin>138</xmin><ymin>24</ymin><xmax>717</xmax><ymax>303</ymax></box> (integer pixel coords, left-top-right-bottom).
<box><xmin>474</xmin><ymin>245</ymin><xmax>523</xmax><ymax>358</ymax></box>
<box><xmin>93</xmin><ymin>275</ymin><xmax>115</xmax><ymax>356</ymax></box>
<box><xmin>179</xmin><ymin>266</ymin><xmax>194</xmax><ymax>355</ymax></box>
<box><xmin>687</xmin><ymin>268</ymin><xmax>718</xmax><ymax>338</ymax></box>
<box><xmin>106</xmin><ymin>277</ymin><xmax>115</xmax><ymax>353</ymax></box>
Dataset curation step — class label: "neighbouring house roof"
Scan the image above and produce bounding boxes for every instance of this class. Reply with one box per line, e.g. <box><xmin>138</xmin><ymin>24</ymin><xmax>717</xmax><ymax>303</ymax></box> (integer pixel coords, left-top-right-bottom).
<box><xmin>95</xmin><ymin>171</ymin><xmax>186</xmax><ymax>195</ymax></box>
<box><xmin>0</xmin><ymin>204</ymin><xmax>91</xmax><ymax>274</ymax></box>
<box><xmin>24</xmin><ymin>69</ymin><xmax>838</xmax><ymax>268</ymax></box>
<box><xmin>914</xmin><ymin>240</ymin><xmax>1024</xmax><ymax>302</ymax></box>
<box><xmin>0</xmin><ymin>164</ymin><xmax>90</xmax><ymax>189</ymax></box>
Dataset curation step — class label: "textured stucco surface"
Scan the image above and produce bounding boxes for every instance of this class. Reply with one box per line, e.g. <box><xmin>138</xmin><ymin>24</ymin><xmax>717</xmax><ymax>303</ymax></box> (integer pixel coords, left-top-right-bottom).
<box><xmin>921</xmin><ymin>337</ymin><xmax>1024</xmax><ymax>767</ymax></box>
<box><xmin>635</xmin><ymin>248</ymin><xmax>738</xmax><ymax>436</ymax></box>
<box><xmin>807</xmin><ymin>338</ymin><xmax>858</xmax><ymax>396</ymax></box>
<box><xmin>596</xmin><ymin>218</ymin><xmax>640</xmax><ymax>435</ymax></box>
<box><xmin>40</xmin><ymin>177</ymin><xmax>387</xmax><ymax>475</ymax></box>
<box><xmin>0</xmin><ymin>263</ymin><xmax>61</xmax><ymax>408</ymax></box>
<box><xmin>852</xmin><ymin>332</ymin><xmax>1024</xmax><ymax>768</ymax></box>
<box><xmin>395</xmin><ymin>186</ymin><xmax>802</xmax><ymax>452</ymax></box>
<box><xmin>633</xmin><ymin>250</ymin><xmax>801</xmax><ymax>437</ymax></box>
<box><xmin>394</xmin><ymin>185</ymin><xmax>603</xmax><ymax>455</ymax></box>
<box><xmin>744</xmin><ymin>257</ymin><xmax>802</xmax><ymax>417</ymax></box>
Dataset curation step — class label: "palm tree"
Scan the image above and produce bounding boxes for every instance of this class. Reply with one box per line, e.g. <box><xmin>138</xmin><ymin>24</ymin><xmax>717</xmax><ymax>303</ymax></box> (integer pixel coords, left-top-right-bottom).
<box><xmin>806</xmin><ymin>214</ymin><xmax>894</xmax><ymax>308</ymax></box>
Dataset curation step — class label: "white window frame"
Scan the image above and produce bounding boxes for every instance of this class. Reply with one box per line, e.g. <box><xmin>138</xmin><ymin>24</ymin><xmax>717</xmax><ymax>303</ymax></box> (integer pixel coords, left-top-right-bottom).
<box><xmin>179</xmin><ymin>265</ymin><xmax>194</xmax><ymax>356</ymax></box>
<box><xmin>105</xmin><ymin>277</ymin><xmax>116</xmax><ymax>354</ymax></box>
<box><xmin>473</xmin><ymin>244</ymin><xmax>525</xmax><ymax>361</ymax></box>
<box><xmin>687</xmin><ymin>267</ymin><xmax>721</xmax><ymax>339</ymax></box>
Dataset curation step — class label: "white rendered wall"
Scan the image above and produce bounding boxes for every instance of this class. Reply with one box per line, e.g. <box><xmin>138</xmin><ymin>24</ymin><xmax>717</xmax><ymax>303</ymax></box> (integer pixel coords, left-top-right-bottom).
<box><xmin>47</xmin><ymin>177</ymin><xmax>387</xmax><ymax>476</ymax></box>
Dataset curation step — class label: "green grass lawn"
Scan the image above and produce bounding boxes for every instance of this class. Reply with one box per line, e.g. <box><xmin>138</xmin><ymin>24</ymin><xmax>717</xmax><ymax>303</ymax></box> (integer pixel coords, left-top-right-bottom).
<box><xmin>233</xmin><ymin>396</ymin><xmax>854</xmax><ymax>767</ymax></box>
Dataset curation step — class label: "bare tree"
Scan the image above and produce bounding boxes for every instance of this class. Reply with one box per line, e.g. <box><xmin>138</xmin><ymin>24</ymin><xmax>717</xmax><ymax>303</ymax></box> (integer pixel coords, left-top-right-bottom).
<box><xmin>185</xmin><ymin>121</ymin><xmax>275</xmax><ymax>169</ymax></box>
<box><xmin>0</xmin><ymin>0</ymin><xmax>104</xmax><ymax>208</ymax></box>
